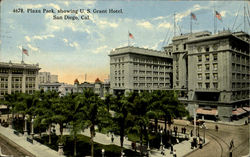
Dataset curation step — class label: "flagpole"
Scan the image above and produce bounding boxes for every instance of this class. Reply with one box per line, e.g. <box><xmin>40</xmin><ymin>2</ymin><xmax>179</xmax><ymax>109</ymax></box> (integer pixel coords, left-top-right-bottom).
<box><xmin>128</xmin><ymin>30</ymin><xmax>129</xmax><ymax>46</ymax></box>
<box><xmin>190</xmin><ymin>13</ymin><xmax>192</xmax><ymax>34</ymax></box>
<box><xmin>213</xmin><ymin>2</ymin><xmax>216</xmax><ymax>34</ymax></box>
<box><xmin>22</xmin><ymin>47</ymin><xmax>24</xmax><ymax>63</ymax></box>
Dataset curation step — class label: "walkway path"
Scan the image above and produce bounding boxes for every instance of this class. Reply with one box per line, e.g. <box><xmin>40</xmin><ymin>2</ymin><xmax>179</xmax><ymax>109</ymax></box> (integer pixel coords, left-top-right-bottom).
<box><xmin>56</xmin><ymin>125</ymin><xmax>209</xmax><ymax>157</ymax></box>
<box><xmin>0</xmin><ymin>126</ymin><xmax>64</xmax><ymax>157</ymax></box>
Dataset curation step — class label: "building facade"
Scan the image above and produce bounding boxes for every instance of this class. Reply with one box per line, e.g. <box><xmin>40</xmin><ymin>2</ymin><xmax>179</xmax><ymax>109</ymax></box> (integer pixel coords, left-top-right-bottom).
<box><xmin>38</xmin><ymin>72</ymin><xmax>58</xmax><ymax>83</ymax></box>
<box><xmin>0</xmin><ymin>61</ymin><xmax>40</xmax><ymax>99</ymax></box>
<box><xmin>167</xmin><ymin>31</ymin><xmax>249</xmax><ymax>121</ymax></box>
<box><xmin>109</xmin><ymin>46</ymin><xmax>172</xmax><ymax>95</ymax></box>
<box><xmin>39</xmin><ymin>82</ymin><xmax>64</xmax><ymax>92</ymax></box>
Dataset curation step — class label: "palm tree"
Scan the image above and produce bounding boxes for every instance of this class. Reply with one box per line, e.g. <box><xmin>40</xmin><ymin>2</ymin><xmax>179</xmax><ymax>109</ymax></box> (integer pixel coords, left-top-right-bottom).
<box><xmin>76</xmin><ymin>88</ymin><xmax>108</xmax><ymax>157</ymax></box>
<box><xmin>110</xmin><ymin>92</ymin><xmax>134</xmax><ymax>156</ymax></box>
<box><xmin>131</xmin><ymin>91</ymin><xmax>151</xmax><ymax>155</ymax></box>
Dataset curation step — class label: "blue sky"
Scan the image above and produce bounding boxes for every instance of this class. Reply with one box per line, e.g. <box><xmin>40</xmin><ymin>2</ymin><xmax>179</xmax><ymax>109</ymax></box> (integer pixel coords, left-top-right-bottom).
<box><xmin>0</xmin><ymin>0</ymin><xmax>249</xmax><ymax>84</ymax></box>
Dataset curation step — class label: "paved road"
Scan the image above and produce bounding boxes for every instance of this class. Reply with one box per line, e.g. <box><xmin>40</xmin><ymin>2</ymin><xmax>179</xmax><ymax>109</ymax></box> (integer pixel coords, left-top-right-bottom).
<box><xmin>0</xmin><ymin>134</ymin><xmax>31</xmax><ymax>157</ymax></box>
<box><xmin>162</xmin><ymin>120</ymin><xmax>249</xmax><ymax>157</ymax></box>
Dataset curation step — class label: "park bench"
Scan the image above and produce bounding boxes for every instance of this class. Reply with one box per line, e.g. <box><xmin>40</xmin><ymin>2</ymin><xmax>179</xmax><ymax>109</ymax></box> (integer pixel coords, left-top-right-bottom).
<box><xmin>26</xmin><ymin>137</ymin><xmax>33</xmax><ymax>144</ymax></box>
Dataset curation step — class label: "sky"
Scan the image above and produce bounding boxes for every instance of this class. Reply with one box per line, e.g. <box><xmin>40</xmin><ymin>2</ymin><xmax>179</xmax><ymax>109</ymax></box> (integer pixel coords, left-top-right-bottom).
<box><xmin>0</xmin><ymin>0</ymin><xmax>249</xmax><ymax>84</ymax></box>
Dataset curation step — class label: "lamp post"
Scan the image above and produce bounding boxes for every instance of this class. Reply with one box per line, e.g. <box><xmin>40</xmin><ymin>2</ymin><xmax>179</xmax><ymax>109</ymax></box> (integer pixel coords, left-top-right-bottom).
<box><xmin>201</xmin><ymin>123</ymin><xmax>206</xmax><ymax>143</ymax></box>
<box><xmin>31</xmin><ymin>118</ymin><xmax>34</xmax><ymax>139</ymax></box>
<box><xmin>101</xmin><ymin>149</ymin><xmax>105</xmax><ymax>157</ymax></box>
<box><xmin>160</xmin><ymin>130</ymin><xmax>164</xmax><ymax>155</ymax></box>
<box><xmin>24</xmin><ymin>116</ymin><xmax>28</xmax><ymax>136</ymax></box>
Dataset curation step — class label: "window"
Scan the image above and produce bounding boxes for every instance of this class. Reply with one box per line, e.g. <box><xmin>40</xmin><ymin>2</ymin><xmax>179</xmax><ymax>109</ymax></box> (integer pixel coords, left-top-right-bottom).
<box><xmin>198</xmin><ymin>83</ymin><xmax>202</xmax><ymax>88</ymax></box>
<box><xmin>213</xmin><ymin>73</ymin><xmax>218</xmax><ymax>80</ymax></box>
<box><xmin>213</xmin><ymin>63</ymin><xmax>218</xmax><ymax>70</ymax></box>
<box><xmin>205</xmin><ymin>55</ymin><xmax>209</xmax><ymax>61</ymax></box>
<box><xmin>198</xmin><ymin>55</ymin><xmax>202</xmax><ymax>62</ymax></box>
<box><xmin>213</xmin><ymin>83</ymin><xmax>218</xmax><ymax>89</ymax></box>
<box><xmin>206</xmin><ymin>47</ymin><xmax>210</xmax><ymax>52</ymax></box>
<box><xmin>213</xmin><ymin>54</ymin><xmax>217</xmax><ymax>61</ymax></box>
<box><xmin>198</xmin><ymin>64</ymin><xmax>202</xmax><ymax>71</ymax></box>
<box><xmin>205</xmin><ymin>83</ymin><xmax>210</xmax><ymax>89</ymax></box>
<box><xmin>205</xmin><ymin>73</ymin><xmax>210</xmax><ymax>80</ymax></box>
<box><xmin>205</xmin><ymin>64</ymin><xmax>210</xmax><ymax>71</ymax></box>
<box><xmin>198</xmin><ymin>74</ymin><xmax>202</xmax><ymax>80</ymax></box>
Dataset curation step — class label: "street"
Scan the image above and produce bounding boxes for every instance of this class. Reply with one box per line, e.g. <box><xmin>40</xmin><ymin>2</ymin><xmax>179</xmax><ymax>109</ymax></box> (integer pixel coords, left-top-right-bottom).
<box><xmin>161</xmin><ymin>120</ymin><xmax>249</xmax><ymax>157</ymax></box>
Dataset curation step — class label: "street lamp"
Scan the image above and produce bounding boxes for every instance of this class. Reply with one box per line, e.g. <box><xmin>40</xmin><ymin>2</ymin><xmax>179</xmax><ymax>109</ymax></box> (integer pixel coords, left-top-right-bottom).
<box><xmin>101</xmin><ymin>149</ymin><xmax>105</xmax><ymax>157</ymax></box>
<box><xmin>24</xmin><ymin>115</ymin><xmax>28</xmax><ymax>136</ymax></box>
<box><xmin>160</xmin><ymin>130</ymin><xmax>164</xmax><ymax>155</ymax></box>
<box><xmin>31</xmin><ymin>118</ymin><xmax>34</xmax><ymax>139</ymax></box>
<box><xmin>201</xmin><ymin>123</ymin><xmax>207</xmax><ymax>143</ymax></box>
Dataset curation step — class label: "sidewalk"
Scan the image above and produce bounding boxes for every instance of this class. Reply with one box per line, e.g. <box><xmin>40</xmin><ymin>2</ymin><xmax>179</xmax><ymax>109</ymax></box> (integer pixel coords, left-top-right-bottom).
<box><xmin>56</xmin><ymin>125</ymin><xmax>209</xmax><ymax>157</ymax></box>
<box><xmin>0</xmin><ymin>126</ymin><xmax>64</xmax><ymax>157</ymax></box>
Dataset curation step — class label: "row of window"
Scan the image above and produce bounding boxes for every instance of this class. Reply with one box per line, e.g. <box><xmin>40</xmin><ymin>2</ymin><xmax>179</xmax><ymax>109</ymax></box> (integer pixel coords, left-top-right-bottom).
<box><xmin>133</xmin><ymin>70</ymin><xmax>170</xmax><ymax>75</ymax></box>
<box><xmin>232</xmin><ymin>73</ymin><xmax>249</xmax><ymax>80</ymax></box>
<box><xmin>114</xmin><ymin>70</ymin><xmax>125</xmax><ymax>75</ymax></box>
<box><xmin>133</xmin><ymin>83</ymin><xmax>170</xmax><ymax>88</ymax></box>
<box><xmin>232</xmin><ymin>91</ymin><xmax>249</xmax><ymax>100</ymax></box>
<box><xmin>133</xmin><ymin>64</ymin><xmax>172</xmax><ymax>70</ymax></box>
<box><xmin>232</xmin><ymin>53</ymin><xmax>249</xmax><ymax>64</ymax></box>
<box><xmin>132</xmin><ymin>58</ymin><xmax>170</xmax><ymax>65</ymax></box>
<box><xmin>198</xmin><ymin>73</ymin><xmax>218</xmax><ymax>80</ymax></box>
<box><xmin>114</xmin><ymin>63</ymin><xmax>125</xmax><ymax>69</ymax></box>
<box><xmin>197</xmin><ymin>82</ymin><xmax>218</xmax><ymax>89</ymax></box>
<box><xmin>133</xmin><ymin>77</ymin><xmax>168</xmax><ymax>81</ymax></box>
<box><xmin>198</xmin><ymin>63</ymin><xmax>218</xmax><ymax>71</ymax></box>
<box><xmin>232</xmin><ymin>82</ymin><xmax>250</xmax><ymax>89</ymax></box>
<box><xmin>198</xmin><ymin>54</ymin><xmax>217</xmax><ymax>62</ymax></box>
<box><xmin>232</xmin><ymin>63</ymin><xmax>249</xmax><ymax>73</ymax></box>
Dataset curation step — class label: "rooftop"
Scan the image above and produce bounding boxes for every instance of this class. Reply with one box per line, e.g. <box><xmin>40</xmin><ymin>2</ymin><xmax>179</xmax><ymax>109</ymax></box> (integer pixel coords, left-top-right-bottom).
<box><xmin>0</xmin><ymin>61</ymin><xmax>40</xmax><ymax>70</ymax></box>
<box><xmin>109</xmin><ymin>46</ymin><xmax>172</xmax><ymax>59</ymax></box>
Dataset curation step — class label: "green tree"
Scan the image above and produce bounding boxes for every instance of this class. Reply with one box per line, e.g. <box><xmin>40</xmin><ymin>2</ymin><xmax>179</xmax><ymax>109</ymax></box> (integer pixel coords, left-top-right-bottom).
<box><xmin>76</xmin><ymin>89</ymin><xmax>108</xmax><ymax>157</ymax></box>
<box><xmin>112</xmin><ymin>92</ymin><xmax>135</xmax><ymax>155</ymax></box>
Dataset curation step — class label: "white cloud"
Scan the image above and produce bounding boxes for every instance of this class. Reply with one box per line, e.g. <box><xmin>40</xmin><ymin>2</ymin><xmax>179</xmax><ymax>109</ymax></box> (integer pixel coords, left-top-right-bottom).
<box><xmin>220</xmin><ymin>11</ymin><xmax>226</xmax><ymax>17</ymax></box>
<box><xmin>153</xmin><ymin>16</ymin><xmax>165</xmax><ymax>21</ymax></box>
<box><xmin>69</xmin><ymin>42</ymin><xmax>79</xmax><ymax>48</ymax></box>
<box><xmin>63</xmin><ymin>38</ymin><xmax>68</xmax><ymax>43</ymax></box>
<box><xmin>33</xmin><ymin>34</ymin><xmax>55</xmax><ymax>40</ymax></box>
<box><xmin>158</xmin><ymin>22</ymin><xmax>172</xmax><ymax>29</ymax></box>
<box><xmin>25</xmin><ymin>36</ymin><xmax>31</xmax><ymax>42</ymax></box>
<box><xmin>93</xmin><ymin>45</ymin><xmax>108</xmax><ymax>54</ymax></box>
<box><xmin>18</xmin><ymin>3</ymin><xmax>60</xmax><ymax>10</ymax></box>
<box><xmin>48</xmin><ymin>3</ymin><xmax>60</xmax><ymax>10</ymax></box>
<box><xmin>137</xmin><ymin>21</ymin><xmax>153</xmax><ymax>29</ymax></box>
<box><xmin>99</xmin><ymin>20</ymin><xmax>118</xmax><ymax>28</ymax></box>
<box><xmin>27</xmin><ymin>44</ymin><xmax>39</xmax><ymax>52</ymax></box>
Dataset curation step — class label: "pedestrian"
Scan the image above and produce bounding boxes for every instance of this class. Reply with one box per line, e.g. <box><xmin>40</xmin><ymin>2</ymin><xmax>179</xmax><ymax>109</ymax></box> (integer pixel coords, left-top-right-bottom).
<box><xmin>173</xmin><ymin>149</ymin><xmax>177</xmax><ymax>157</ymax></box>
<box><xmin>215</xmin><ymin>125</ymin><xmax>218</xmax><ymax>131</ymax></box>
<box><xmin>230</xmin><ymin>139</ymin><xmax>234</xmax><ymax>150</ymax></box>
<box><xmin>111</xmin><ymin>134</ymin><xmax>114</xmax><ymax>143</ymax></box>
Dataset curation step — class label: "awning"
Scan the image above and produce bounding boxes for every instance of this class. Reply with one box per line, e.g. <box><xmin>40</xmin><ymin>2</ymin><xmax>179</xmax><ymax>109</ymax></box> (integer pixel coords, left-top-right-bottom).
<box><xmin>196</xmin><ymin>108</ymin><xmax>218</xmax><ymax>116</ymax></box>
<box><xmin>232</xmin><ymin>108</ymin><xmax>247</xmax><ymax>116</ymax></box>
<box><xmin>243</xmin><ymin>107</ymin><xmax>250</xmax><ymax>112</ymax></box>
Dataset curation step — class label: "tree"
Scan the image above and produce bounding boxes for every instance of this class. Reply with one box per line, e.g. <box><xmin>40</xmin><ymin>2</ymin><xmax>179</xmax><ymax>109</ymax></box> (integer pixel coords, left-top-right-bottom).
<box><xmin>76</xmin><ymin>88</ymin><xmax>108</xmax><ymax>157</ymax></box>
<box><xmin>130</xmin><ymin>91</ymin><xmax>151</xmax><ymax>155</ymax></box>
<box><xmin>112</xmin><ymin>92</ymin><xmax>135</xmax><ymax>155</ymax></box>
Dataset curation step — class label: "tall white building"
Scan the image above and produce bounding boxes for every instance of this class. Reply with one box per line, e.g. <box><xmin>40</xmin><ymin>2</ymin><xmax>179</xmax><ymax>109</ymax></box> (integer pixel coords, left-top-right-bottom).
<box><xmin>109</xmin><ymin>46</ymin><xmax>172</xmax><ymax>95</ymax></box>
<box><xmin>165</xmin><ymin>31</ymin><xmax>249</xmax><ymax>121</ymax></box>
<box><xmin>0</xmin><ymin>61</ymin><xmax>40</xmax><ymax>99</ymax></box>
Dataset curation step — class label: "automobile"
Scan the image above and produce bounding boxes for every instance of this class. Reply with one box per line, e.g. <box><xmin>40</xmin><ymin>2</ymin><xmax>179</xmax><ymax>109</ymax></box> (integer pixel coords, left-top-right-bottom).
<box><xmin>191</xmin><ymin>119</ymin><xmax>205</xmax><ymax>125</ymax></box>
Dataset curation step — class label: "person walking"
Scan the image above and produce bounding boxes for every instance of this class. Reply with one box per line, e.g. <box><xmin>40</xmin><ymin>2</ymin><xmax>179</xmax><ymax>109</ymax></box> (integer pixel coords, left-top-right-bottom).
<box><xmin>215</xmin><ymin>125</ymin><xmax>219</xmax><ymax>131</ymax></box>
<box><xmin>173</xmin><ymin>149</ymin><xmax>177</xmax><ymax>157</ymax></box>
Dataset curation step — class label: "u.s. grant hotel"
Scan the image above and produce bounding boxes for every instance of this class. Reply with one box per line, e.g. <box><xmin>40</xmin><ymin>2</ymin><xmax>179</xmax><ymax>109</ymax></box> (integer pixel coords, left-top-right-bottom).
<box><xmin>109</xmin><ymin>30</ymin><xmax>250</xmax><ymax>122</ymax></box>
